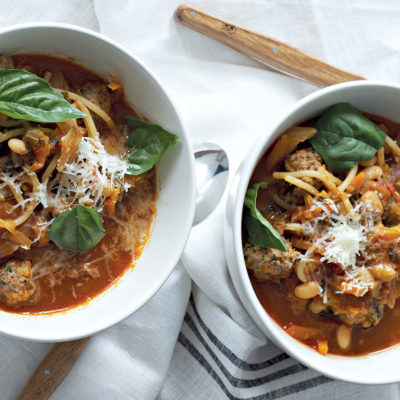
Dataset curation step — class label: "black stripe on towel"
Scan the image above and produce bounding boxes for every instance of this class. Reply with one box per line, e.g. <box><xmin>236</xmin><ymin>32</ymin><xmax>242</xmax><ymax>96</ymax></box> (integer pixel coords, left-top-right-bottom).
<box><xmin>184</xmin><ymin>312</ymin><xmax>307</xmax><ymax>388</ymax></box>
<box><xmin>178</xmin><ymin>332</ymin><xmax>332</xmax><ymax>400</ymax></box>
<box><xmin>189</xmin><ymin>295</ymin><xmax>289</xmax><ymax>370</ymax></box>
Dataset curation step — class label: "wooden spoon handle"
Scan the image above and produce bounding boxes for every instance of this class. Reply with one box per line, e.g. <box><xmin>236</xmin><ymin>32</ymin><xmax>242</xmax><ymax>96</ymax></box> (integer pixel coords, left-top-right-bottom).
<box><xmin>17</xmin><ymin>337</ymin><xmax>90</xmax><ymax>400</ymax></box>
<box><xmin>175</xmin><ymin>5</ymin><xmax>364</xmax><ymax>87</ymax></box>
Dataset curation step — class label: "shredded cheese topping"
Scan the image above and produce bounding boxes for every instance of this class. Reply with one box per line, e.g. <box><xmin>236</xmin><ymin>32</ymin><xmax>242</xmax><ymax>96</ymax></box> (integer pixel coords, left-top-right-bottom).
<box><xmin>299</xmin><ymin>198</ymin><xmax>379</xmax><ymax>297</ymax></box>
<box><xmin>302</xmin><ymin>200</ymin><xmax>373</xmax><ymax>267</ymax></box>
<box><xmin>321</xmin><ymin>221</ymin><xmax>365</xmax><ymax>269</ymax></box>
<box><xmin>46</xmin><ymin>137</ymin><xmax>130</xmax><ymax>211</ymax></box>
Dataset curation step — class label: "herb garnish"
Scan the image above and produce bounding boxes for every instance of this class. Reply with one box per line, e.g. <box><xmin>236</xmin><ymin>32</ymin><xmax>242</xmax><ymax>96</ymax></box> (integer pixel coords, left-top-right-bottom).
<box><xmin>47</xmin><ymin>205</ymin><xmax>105</xmax><ymax>252</ymax></box>
<box><xmin>0</xmin><ymin>69</ymin><xmax>86</xmax><ymax>123</ymax></box>
<box><xmin>310</xmin><ymin>103</ymin><xmax>386</xmax><ymax>172</ymax></box>
<box><xmin>124</xmin><ymin>116</ymin><xmax>180</xmax><ymax>175</ymax></box>
<box><xmin>243</xmin><ymin>182</ymin><xmax>286</xmax><ymax>251</ymax></box>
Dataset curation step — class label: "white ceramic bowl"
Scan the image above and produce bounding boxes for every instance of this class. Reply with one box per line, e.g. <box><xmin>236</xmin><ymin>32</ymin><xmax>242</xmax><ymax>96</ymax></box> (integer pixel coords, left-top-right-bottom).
<box><xmin>0</xmin><ymin>23</ymin><xmax>196</xmax><ymax>341</ymax></box>
<box><xmin>225</xmin><ymin>80</ymin><xmax>400</xmax><ymax>384</ymax></box>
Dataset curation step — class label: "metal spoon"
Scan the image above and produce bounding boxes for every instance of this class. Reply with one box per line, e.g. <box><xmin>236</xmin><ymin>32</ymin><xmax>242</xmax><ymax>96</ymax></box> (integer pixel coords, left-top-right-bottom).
<box><xmin>16</xmin><ymin>142</ymin><xmax>229</xmax><ymax>400</ymax></box>
<box><xmin>193</xmin><ymin>141</ymin><xmax>229</xmax><ymax>225</ymax></box>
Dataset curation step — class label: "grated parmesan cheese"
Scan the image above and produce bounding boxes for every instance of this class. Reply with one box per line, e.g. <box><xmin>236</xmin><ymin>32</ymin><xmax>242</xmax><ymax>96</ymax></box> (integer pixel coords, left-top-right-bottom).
<box><xmin>37</xmin><ymin>183</ymin><xmax>49</xmax><ymax>208</ymax></box>
<box><xmin>0</xmin><ymin>170</ymin><xmax>24</xmax><ymax>198</ymax></box>
<box><xmin>301</xmin><ymin>198</ymin><xmax>380</xmax><ymax>297</ymax></box>
<box><xmin>302</xmin><ymin>199</ymin><xmax>375</xmax><ymax>269</ymax></box>
<box><xmin>320</xmin><ymin>221</ymin><xmax>365</xmax><ymax>269</ymax></box>
<box><xmin>47</xmin><ymin>137</ymin><xmax>130</xmax><ymax>211</ymax></box>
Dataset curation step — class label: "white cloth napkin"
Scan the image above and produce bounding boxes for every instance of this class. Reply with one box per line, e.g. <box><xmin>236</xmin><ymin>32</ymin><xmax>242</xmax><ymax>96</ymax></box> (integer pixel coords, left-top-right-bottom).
<box><xmin>1</xmin><ymin>1</ymin><xmax>400</xmax><ymax>399</ymax></box>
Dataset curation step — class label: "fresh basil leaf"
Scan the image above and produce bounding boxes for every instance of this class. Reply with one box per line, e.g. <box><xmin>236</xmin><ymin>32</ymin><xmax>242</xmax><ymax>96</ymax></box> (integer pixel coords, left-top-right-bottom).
<box><xmin>0</xmin><ymin>69</ymin><xmax>86</xmax><ymax>123</ymax></box>
<box><xmin>47</xmin><ymin>205</ymin><xmax>105</xmax><ymax>252</ymax></box>
<box><xmin>310</xmin><ymin>102</ymin><xmax>386</xmax><ymax>172</ymax></box>
<box><xmin>243</xmin><ymin>182</ymin><xmax>286</xmax><ymax>251</ymax></box>
<box><xmin>124</xmin><ymin>115</ymin><xmax>180</xmax><ymax>175</ymax></box>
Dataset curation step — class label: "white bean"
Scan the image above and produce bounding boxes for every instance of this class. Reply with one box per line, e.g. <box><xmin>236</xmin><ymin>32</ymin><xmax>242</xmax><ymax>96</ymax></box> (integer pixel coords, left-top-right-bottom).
<box><xmin>363</xmin><ymin>165</ymin><xmax>383</xmax><ymax>181</ymax></box>
<box><xmin>337</xmin><ymin>324</ymin><xmax>351</xmax><ymax>350</ymax></box>
<box><xmin>309</xmin><ymin>299</ymin><xmax>327</xmax><ymax>314</ymax></box>
<box><xmin>360</xmin><ymin>191</ymin><xmax>383</xmax><ymax>213</ymax></box>
<box><xmin>8</xmin><ymin>138</ymin><xmax>28</xmax><ymax>155</ymax></box>
<box><xmin>371</xmin><ymin>264</ymin><xmax>396</xmax><ymax>282</ymax></box>
<box><xmin>294</xmin><ymin>281</ymin><xmax>321</xmax><ymax>299</ymax></box>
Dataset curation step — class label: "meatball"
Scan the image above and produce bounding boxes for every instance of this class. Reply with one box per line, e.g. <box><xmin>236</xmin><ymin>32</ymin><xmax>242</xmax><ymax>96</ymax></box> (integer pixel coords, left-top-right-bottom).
<box><xmin>285</xmin><ymin>148</ymin><xmax>322</xmax><ymax>172</ymax></box>
<box><xmin>0</xmin><ymin>260</ymin><xmax>38</xmax><ymax>306</ymax></box>
<box><xmin>244</xmin><ymin>242</ymin><xmax>299</xmax><ymax>281</ymax></box>
<box><xmin>284</xmin><ymin>148</ymin><xmax>322</xmax><ymax>186</ymax></box>
<box><xmin>325</xmin><ymin>290</ymin><xmax>383</xmax><ymax>327</ymax></box>
<box><xmin>0</xmin><ymin>55</ymin><xmax>14</xmax><ymax>69</ymax></box>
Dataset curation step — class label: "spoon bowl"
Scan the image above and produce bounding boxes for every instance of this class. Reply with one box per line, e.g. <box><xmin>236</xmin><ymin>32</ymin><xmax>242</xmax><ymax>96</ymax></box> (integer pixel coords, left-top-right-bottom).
<box><xmin>193</xmin><ymin>141</ymin><xmax>229</xmax><ymax>224</ymax></box>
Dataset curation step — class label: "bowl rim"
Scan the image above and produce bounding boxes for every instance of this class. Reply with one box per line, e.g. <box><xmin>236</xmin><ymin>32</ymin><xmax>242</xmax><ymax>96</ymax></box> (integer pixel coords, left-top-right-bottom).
<box><xmin>225</xmin><ymin>79</ymin><xmax>400</xmax><ymax>384</ymax></box>
<box><xmin>0</xmin><ymin>22</ymin><xmax>196</xmax><ymax>341</ymax></box>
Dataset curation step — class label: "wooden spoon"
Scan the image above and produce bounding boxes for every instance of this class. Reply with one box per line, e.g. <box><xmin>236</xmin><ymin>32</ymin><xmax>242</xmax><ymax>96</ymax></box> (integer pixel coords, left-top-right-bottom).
<box><xmin>17</xmin><ymin>337</ymin><xmax>90</xmax><ymax>400</ymax></box>
<box><xmin>175</xmin><ymin>5</ymin><xmax>364</xmax><ymax>87</ymax></box>
<box><xmin>17</xmin><ymin>5</ymin><xmax>364</xmax><ymax>400</ymax></box>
